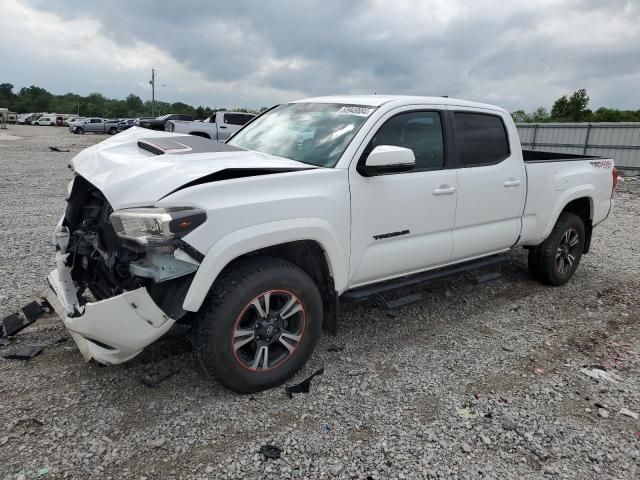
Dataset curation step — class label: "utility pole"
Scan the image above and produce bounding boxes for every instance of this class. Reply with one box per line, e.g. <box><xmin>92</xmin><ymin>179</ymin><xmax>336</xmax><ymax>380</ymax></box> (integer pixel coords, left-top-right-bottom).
<box><xmin>77</xmin><ymin>96</ymin><xmax>80</xmax><ymax>116</ymax></box>
<box><xmin>149</xmin><ymin>68</ymin><xmax>156</xmax><ymax>117</ymax></box>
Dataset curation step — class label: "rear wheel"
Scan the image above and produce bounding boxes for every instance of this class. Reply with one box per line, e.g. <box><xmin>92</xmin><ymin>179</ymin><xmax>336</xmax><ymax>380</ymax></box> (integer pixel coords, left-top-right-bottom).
<box><xmin>108</xmin><ymin>127</ymin><xmax>117</xmax><ymax>135</ymax></box>
<box><xmin>528</xmin><ymin>212</ymin><xmax>585</xmax><ymax>286</ymax></box>
<box><xmin>193</xmin><ymin>256</ymin><xmax>323</xmax><ymax>393</ymax></box>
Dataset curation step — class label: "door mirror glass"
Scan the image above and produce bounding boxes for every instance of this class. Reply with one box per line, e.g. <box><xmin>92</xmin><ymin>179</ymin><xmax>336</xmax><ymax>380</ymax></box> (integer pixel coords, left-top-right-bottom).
<box><xmin>362</xmin><ymin>145</ymin><xmax>415</xmax><ymax>175</ymax></box>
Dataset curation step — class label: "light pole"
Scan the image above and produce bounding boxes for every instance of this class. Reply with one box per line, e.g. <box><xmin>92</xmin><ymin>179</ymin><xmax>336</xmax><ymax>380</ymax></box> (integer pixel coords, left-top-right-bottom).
<box><xmin>149</xmin><ymin>69</ymin><xmax>167</xmax><ymax>117</ymax></box>
<box><xmin>77</xmin><ymin>96</ymin><xmax>80</xmax><ymax>116</ymax></box>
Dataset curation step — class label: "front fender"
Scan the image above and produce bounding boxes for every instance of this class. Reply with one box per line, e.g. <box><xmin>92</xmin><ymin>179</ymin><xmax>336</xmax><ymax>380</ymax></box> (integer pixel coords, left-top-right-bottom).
<box><xmin>182</xmin><ymin>218</ymin><xmax>348</xmax><ymax>312</ymax></box>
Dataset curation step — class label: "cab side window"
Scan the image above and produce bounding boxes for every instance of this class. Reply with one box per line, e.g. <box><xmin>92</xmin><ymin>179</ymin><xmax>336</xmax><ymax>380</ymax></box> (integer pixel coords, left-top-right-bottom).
<box><xmin>367</xmin><ymin>111</ymin><xmax>444</xmax><ymax>171</ymax></box>
<box><xmin>454</xmin><ymin>113</ymin><xmax>510</xmax><ymax>166</ymax></box>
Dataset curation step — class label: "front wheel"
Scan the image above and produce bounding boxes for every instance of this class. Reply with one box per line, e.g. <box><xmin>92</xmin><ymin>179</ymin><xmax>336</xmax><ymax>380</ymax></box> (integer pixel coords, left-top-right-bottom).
<box><xmin>528</xmin><ymin>212</ymin><xmax>585</xmax><ymax>286</ymax></box>
<box><xmin>193</xmin><ymin>256</ymin><xmax>323</xmax><ymax>393</ymax></box>
<box><xmin>75</xmin><ymin>127</ymin><xmax>84</xmax><ymax>135</ymax></box>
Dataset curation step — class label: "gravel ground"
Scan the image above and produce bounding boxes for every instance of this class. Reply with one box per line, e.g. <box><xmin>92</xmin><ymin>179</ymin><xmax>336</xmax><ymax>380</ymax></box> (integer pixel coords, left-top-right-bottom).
<box><xmin>1</xmin><ymin>125</ymin><xmax>639</xmax><ymax>480</ymax></box>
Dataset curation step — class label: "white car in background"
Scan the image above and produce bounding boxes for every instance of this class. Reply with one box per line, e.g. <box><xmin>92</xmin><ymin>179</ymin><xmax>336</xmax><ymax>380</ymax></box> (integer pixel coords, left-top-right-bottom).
<box><xmin>165</xmin><ymin>111</ymin><xmax>255</xmax><ymax>141</ymax></box>
<box><xmin>33</xmin><ymin>115</ymin><xmax>57</xmax><ymax>126</ymax></box>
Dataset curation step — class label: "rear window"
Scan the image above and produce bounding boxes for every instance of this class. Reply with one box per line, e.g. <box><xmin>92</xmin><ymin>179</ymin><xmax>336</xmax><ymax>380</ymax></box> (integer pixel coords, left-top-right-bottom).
<box><xmin>224</xmin><ymin>113</ymin><xmax>254</xmax><ymax>126</ymax></box>
<box><xmin>454</xmin><ymin>113</ymin><xmax>510</xmax><ymax>166</ymax></box>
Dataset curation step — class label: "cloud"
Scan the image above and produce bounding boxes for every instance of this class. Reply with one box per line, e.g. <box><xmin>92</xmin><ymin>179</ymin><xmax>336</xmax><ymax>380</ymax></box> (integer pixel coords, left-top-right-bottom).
<box><xmin>1</xmin><ymin>0</ymin><xmax>638</xmax><ymax>111</ymax></box>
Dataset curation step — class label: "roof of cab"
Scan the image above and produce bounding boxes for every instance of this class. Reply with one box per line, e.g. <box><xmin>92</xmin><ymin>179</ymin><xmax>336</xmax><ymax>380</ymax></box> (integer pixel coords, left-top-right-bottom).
<box><xmin>289</xmin><ymin>95</ymin><xmax>507</xmax><ymax>113</ymax></box>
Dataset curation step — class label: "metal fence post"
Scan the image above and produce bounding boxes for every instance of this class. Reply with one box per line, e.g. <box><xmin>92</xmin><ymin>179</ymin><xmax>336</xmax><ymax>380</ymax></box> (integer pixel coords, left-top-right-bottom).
<box><xmin>583</xmin><ymin>123</ymin><xmax>592</xmax><ymax>155</ymax></box>
<box><xmin>530</xmin><ymin>124</ymin><xmax>538</xmax><ymax>150</ymax></box>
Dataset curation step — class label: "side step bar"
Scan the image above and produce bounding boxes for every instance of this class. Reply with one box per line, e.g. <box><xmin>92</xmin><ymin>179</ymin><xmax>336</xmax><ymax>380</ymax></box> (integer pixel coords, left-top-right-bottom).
<box><xmin>340</xmin><ymin>254</ymin><xmax>508</xmax><ymax>303</ymax></box>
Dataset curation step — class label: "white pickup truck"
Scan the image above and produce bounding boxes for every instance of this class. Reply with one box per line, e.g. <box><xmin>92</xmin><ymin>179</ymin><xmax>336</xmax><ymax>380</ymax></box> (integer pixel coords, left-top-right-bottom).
<box><xmin>165</xmin><ymin>111</ymin><xmax>255</xmax><ymax>141</ymax></box>
<box><xmin>46</xmin><ymin>95</ymin><xmax>617</xmax><ymax>393</ymax></box>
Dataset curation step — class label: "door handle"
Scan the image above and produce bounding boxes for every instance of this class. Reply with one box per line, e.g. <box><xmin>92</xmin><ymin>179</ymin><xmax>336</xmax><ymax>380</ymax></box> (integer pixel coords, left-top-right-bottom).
<box><xmin>503</xmin><ymin>178</ymin><xmax>521</xmax><ymax>187</ymax></box>
<box><xmin>432</xmin><ymin>185</ymin><xmax>457</xmax><ymax>196</ymax></box>
<box><xmin>219</xmin><ymin>125</ymin><xmax>227</xmax><ymax>129</ymax></box>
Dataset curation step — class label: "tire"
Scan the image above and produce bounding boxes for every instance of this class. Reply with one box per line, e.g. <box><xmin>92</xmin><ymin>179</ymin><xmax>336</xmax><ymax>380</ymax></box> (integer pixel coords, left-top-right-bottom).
<box><xmin>108</xmin><ymin>127</ymin><xmax>117</xmax><ymax>135</ymax></box>
<box><xmin>528</xmin><ymin>212</ymin><xmax>585</xmax><ymax>286</ymax></box>
<box><xmin>193</xmin><ymin>256</ymin><xmax>323</xmax><ymax>393</ymax></box>
<box><xmin>75</xmin><ymin>127</ymin><xmax>84</xmax><ymax>135</ymax></box>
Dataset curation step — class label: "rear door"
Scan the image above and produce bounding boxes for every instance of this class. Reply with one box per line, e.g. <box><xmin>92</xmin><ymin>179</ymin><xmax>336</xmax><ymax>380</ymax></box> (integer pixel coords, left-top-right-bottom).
<box><xmin>86</xmin><ymin>118</ymin><xmax>103</xmax><ymax>132</ymax></box>
<box><xmin>220</xmin><ymin>113</ymin><xmax>254</xmax><ymax>141</ymax></box>
<box><xmin>348</xmin><ymin>107</ymin><xmax>458</xmax><ymax>286</ymax></box>
<box><xmin>448</xmin><ymin>109</ymin><xmax>526</xmax><ymax>260</ymax></box>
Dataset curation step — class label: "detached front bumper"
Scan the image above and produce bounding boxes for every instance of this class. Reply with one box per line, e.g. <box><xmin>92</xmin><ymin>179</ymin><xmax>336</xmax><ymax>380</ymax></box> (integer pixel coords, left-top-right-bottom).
<box><xmin>45</xmin><ymin>266</ymin><xmax>176</xmax><ymax>365</ymax></box>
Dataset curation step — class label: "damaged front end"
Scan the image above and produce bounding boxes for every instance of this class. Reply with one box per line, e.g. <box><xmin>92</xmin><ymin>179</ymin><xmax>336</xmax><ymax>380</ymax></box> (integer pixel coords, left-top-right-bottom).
<box><xmin>46</xmin><ymin>175</ymin><xmax>204</xmax><ymax>364</ymax></box>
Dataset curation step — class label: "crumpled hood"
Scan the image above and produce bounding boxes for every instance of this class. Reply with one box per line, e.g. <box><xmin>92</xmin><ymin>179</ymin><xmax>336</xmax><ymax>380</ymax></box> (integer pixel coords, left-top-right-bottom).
<box><xmin>70</xmin><ymin>127</ymin><xmax>314</xmax><ymax>210</ymax></box>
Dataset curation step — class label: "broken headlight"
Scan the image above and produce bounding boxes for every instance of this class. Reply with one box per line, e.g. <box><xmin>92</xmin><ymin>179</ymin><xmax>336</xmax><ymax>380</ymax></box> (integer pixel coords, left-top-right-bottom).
<box><xmin>110</xmin><ymin>207</ymin><xmax>206</xmax><ymax>246</ymax></box>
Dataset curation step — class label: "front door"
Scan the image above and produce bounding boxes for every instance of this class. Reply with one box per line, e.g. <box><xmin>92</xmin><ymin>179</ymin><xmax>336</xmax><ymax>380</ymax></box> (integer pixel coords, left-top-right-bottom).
<box><xmin>348</xmin><ymin>109</ymin><xmax>458</xmax><ymax>287</ymax></box>
<box><xmin>448</xmin><ymin>110</ymin><xmax>526</xmax><ymax>260</ymax></box>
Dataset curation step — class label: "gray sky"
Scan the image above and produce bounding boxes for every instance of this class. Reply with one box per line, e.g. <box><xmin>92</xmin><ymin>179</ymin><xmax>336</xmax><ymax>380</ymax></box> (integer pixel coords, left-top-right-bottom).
<box><xmin>2</xmin><ymin>0</ymin><xmax>639</xmax><ymax>111</ymax></box>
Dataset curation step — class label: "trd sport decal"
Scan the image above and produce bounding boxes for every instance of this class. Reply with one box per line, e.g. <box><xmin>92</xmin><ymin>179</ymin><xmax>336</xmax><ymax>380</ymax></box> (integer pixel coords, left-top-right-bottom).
<box><xmin>373</xmin><ymin>230</ymin><xmax>410</xmax><ymax>240</ymax></box>
<box><xmin>590</xmin><ymin>160</ymin><xmax>612</xmax><ymax>169</ymax></box>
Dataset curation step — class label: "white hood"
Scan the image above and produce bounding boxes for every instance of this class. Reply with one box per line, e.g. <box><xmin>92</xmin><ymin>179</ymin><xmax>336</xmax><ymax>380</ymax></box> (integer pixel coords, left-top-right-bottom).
<box><xmin>70</xmin><ymin>127</ymin><xmax>314</xmax><ymax>210</ymax></box>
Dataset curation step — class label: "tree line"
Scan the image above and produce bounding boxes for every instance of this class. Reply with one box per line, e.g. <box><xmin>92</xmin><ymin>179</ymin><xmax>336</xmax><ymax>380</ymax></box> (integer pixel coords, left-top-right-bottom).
<box><xmin>511</xmin><ymin>89</ymin><xmax>640</xmax><ymax>123</ymax></box>
<box><xmin>0</xmin><ymin>83</ymin><xmax>266</xmax><ymax>119</ymax></box>
<box><xmin>2</xmin><ymin>83</ymin><xmax>638</xmax><ymax>123</ymax></box>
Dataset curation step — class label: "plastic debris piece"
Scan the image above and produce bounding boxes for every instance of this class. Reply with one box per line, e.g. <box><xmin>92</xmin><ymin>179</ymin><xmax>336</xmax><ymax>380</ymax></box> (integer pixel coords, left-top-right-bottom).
<box><xmin>141</xmin><ymin>369</ymin><xmax>179</xmax><ymax>388</ymax></box>
<box><xmin>21</xmin><ymin>301</ymin><xmax>45</xmax><ymax>321</ymax></box>
<box><xmin>48</xmin><ymin>147</ymin><xmax>70</xmax><ymax>152</ymax></box>
<box><xmin>620</xmin><ymin>408</ymin><xmax>639</xmax><ymax>420</ymax></box>
<box><xmin>4</xmin><ymin>345</ymin><xmax>43</xmax><ymax>360</ymax></box>
<box><xmin>37</xmin><ymin>467</ymin><xmax>49</xmax><ymax>477</ymax></box>
<box><xmin>457</xmin><ymin>407</ymin><xmax>475</xmax><ymax>419</ymax></box>
<box><xmin>580</xmin><ymin>367</ymin><xmax>622</xmax><ymax>383</ymax></box>
<box><xmin>285</xmin><ymin>368</ymin><xmax>325</xmax><ymax>398</ymax></box>
<box><xmin>259</xmin><ymin>444</ymin><xmax>281</xmax><ymax>460</ymax></box>
<box><xmin>322</xmin><ymin>420</ymin><xmax>331</xmax><ymax>433</ymax></box>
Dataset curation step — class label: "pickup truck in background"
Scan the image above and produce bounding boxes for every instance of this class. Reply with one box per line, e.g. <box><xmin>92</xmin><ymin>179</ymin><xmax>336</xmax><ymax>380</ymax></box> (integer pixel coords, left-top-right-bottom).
<box><xmin>71</xmin><ymin>117</ymin><xmax>120</xmax><ymax>135</ymax></box>
<box><xmin>137</xmin><ymin>114</ymin><xmax>194</xmax><ymax>131</ymax></box>
<box><xmin>165</xmin><ymin>111</ymin><xmax>255</xmax><ymax>141</ymax></box>
<box><xmin>46</xmin><ymin>95</ymin><xmax>616</xmax><ymax>393</ymax></box>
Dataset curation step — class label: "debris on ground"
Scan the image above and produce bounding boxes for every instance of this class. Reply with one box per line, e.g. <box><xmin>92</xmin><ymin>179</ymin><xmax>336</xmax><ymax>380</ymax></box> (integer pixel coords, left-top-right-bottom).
<box><xmin>285</xmin><ymin>368</ymin><xmax>324</xmax><ymax>398</ymax></box>
<box><xmin>327</xmin><ymin>344</ymin><xmax>344</xmax><ymax>352</ymax></box>
<box><xmin>259</xmin><ymin>444</ymin><xmax>281</xmax><ymax>460</ymax></box>
<box><xmin>0</xmin><ymin>299</ymin><xmax>50</xmax><ymax>338</ymax></box>
<box><xmin>456</xmin><ymin>407</ymin><xmax>475</xmax><ymax>419</ymax></box>
<box><xmin>620</xmin><ymin>408</ymin><xmax>639</xmax><ymax>420</ymax></box>
<box><xmin>598</xmin><ymin>408</ymin><xmax>610</xmax><ymax>418</ymax></box>
<box><xmin>580</xmin><ymin>367</ymin><xmax>623</xmax><ymax>383</ymax></box>
<box><xmin>147</xmin><ymin>437</ymin><xmax>166</xmax><ymax>449</ymax></box>
<box><xmin>3</xmin><ymin>345</ymin><xmax>43</xmax><ymax>360</ymax></box>
<box><xmin>48</xmin><ymin>147</ymin><xmax>70</xmax><ymax>152</ymax></box>
<box><xmin>140</xmin><ymin>369</ymin><xmax>180</xmax><ymax>388</ymax></box>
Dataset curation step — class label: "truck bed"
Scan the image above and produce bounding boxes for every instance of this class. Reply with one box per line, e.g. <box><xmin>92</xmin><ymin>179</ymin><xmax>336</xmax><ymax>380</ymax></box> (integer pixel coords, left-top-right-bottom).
<box><xmin>523</xmin><ymin>149</ymin><xmax>604</xmax><ymax>163</ymax></box>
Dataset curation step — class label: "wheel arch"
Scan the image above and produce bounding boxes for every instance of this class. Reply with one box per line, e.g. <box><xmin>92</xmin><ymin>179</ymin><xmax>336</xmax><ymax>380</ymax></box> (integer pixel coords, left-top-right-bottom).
<box><xmin>182</xmin><ymin>218</ymin><xmax>347</xmax><ymax>328</ymax></box>
<box><xmin>560</xmin><ymin>196</ymin><xmax>593</xmax><ymax>253</ymax></box>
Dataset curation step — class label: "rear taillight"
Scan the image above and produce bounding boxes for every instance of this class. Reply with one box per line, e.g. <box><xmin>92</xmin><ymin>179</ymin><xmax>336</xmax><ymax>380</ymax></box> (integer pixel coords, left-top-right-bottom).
<box><xmin>612</xmin><ymin>167</ymin><xmax>619</xmax><ymax>192</ymax></box>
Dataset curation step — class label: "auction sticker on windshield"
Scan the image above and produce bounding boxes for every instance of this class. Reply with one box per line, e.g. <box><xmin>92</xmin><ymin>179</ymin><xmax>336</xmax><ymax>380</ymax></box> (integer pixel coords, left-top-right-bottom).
<box><xmin>337</xmin><ymin>106</ymin><xmax>375</xmax><ymax>117</ymax></box>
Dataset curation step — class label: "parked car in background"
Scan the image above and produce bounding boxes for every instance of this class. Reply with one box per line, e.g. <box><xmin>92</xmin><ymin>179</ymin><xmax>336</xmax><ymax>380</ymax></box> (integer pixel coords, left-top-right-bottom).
<box><xmin>166</xmin><ymin>111</ymin><xmax>255</xmax><ymax>141</ymax></box>
<box><xmin>64</xmin><ymin>117</ymin><xmax>80</xmax><ymax>127</ymax></box>
<box><xmin>33</xmin><ymin>115</ymin><xmax>57</xmax><ymax>126</ymax></box>
<box><xmin>71</xmin><ymin>118</ymin><xmax>120</xmax><ymax>135</ymax></box>
<box><xmin>117</xmin><ymin>119</ymin><xmax>136</xmax><ymax>131</ymax></box>
<box><xmin>46</xmin><ymin>95</ymin><xmax>616</xmax><ymax>393</ymax></box>
<box><xmin>137</xmin><ymin>114</ymin><xmax>194</xmax><ymax>131</ymax></box>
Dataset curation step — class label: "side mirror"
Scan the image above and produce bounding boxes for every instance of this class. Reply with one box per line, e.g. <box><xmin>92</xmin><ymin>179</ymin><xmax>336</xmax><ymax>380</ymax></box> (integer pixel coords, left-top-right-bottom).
<box><xmin>359</xmin><ymin>145</ymin><xmax>415</xmax><ymax>176</ymax></box>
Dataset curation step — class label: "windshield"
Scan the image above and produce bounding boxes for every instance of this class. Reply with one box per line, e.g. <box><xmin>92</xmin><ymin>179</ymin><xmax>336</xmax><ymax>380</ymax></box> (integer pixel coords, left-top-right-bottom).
<box><xmin>227</xmin><ymin>103</ymin><xmax>376</xmax><ymax>167</ymax></box>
